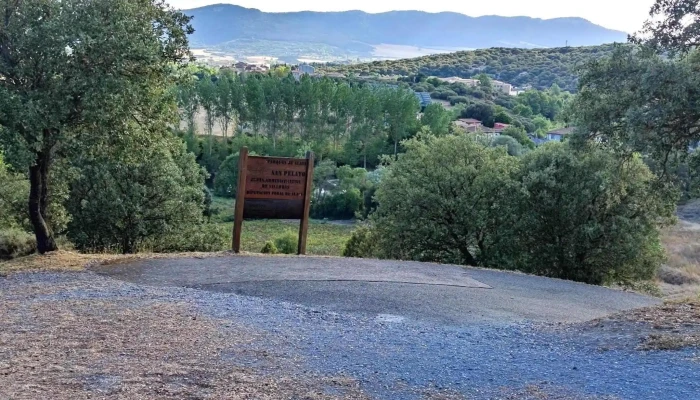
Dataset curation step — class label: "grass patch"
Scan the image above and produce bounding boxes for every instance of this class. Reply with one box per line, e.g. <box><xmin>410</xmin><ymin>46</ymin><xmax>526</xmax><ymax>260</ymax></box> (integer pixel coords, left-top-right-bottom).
<box><xmin>223</xmin><ymin>220</ymin><xmax>354</xmax><ymax>256</ymax></box>
<box><xmin>211</xmin><ymin>196</ymin><xmax>354</xmax><ymax>256</ymax></box>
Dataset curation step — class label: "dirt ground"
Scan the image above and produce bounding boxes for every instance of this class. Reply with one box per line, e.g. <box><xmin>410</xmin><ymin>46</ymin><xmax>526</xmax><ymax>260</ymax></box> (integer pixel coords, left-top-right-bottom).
<box><xmin>0</xmin><ymin>272</ymin><xmax>368</xmax><ymax>400</ymax></box>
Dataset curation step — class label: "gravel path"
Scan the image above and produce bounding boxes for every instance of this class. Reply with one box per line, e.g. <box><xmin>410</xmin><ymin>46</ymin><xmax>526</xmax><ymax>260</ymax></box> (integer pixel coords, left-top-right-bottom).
<box><xmin>93</xmin><ymin>255</ymin><xmax>660</xmax><ymax>324</ymax></box>
<box><xmin>1</xmin><ymin>269</ymin><xmax>698</xmax><ymax>399</ymax></box>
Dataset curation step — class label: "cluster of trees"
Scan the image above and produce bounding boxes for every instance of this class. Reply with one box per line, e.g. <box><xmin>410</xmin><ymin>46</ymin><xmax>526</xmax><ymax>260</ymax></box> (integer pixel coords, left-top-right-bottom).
<box><xmin>177</xmin><ymin>69</ymin><xmax>420</xmax><ymax>169</ymax></box>
<box><xmin>343</xmin><ymin>0</ymin><xmax>700</xmax><ymax>285</ymax></box>
<box><xmin>399</xmin><ymin>74</ymin><xmax>571</xmax><ymax>136</ymax></box>
<box><xmin>345</xmin><ymin>135</ymin><xmax>676</xmax><ymax>285</ymax></box>
<box><xmin>320</xmin><ymin>45</ymin><xmax>619</xmax><ymax>92</ymax></box>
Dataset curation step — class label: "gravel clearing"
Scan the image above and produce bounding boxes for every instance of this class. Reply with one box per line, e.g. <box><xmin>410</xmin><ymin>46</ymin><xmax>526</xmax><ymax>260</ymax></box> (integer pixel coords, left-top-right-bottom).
<box><xmin>1</xmin><ymin>270</ymin><xmax>699</xmax><ymax>399</ymax></box>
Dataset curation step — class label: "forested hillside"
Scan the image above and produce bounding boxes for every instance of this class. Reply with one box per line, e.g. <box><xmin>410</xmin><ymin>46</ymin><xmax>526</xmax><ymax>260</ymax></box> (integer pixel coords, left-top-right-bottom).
<box><xmin>320</xmin><ymin>45</ymin><xmax>619</xmax><ymax>91</ymax></box>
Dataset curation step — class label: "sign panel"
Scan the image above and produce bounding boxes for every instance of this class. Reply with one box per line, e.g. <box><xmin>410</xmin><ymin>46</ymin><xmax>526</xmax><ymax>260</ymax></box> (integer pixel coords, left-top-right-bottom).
<box><xmin>232</xmin><ymin>148</ymin><xmax>315</xmax><ymax>255</ymax></box>
<box><xmin>244</xmin><ymin>156</ymin><xmax>308</xmax><ymax>201</ymax></box>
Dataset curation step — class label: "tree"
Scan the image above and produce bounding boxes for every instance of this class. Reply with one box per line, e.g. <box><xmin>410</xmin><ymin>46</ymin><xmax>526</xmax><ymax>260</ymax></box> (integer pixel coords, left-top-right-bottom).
<box><xmin>244</xmin><ymin>75</ymin><xmax>265</xmax><ymax>134</ymax></box>
<box><xmin>197</xmin><ymin>72</ymin><xmax>217</xmax><ymax>152</ymax></box>
<box><xmin>476</xmin><ymin>73</ymin><xmax>494</xmax><ymax>95</ymax></box>
<box><xmin>67</xmin><ymin>132</ymin><xmax>206</xmax><ymax>254</ymax></box>
<box><xmin>574</xmin><ymin>46</ymin><xmax>700</xmax><ymax>172</ymax></box>
<box><xmin>384</xmin><ymin>88</ymin><xmax>420</xmax><ymax>156</ymax></box>
<box><xmin>501</xmin><ymin>126</ymin><xmax>534</xmax><ymax>149</ymax></box>
<box><xmin>215</xmin><ymin>70</ymin><xmax>236</xmax><ymax>138</ymax></box>
<box><xmin>421</xmin><ymin>103</ymin><xmax>452</xmax><ymax>136</ymax></box>
<box><xmin>463</xmin><ymin>102</ymin><xmax>495</xmax><ymax>127</ymax></box>
<box><xmin>262</xmin><ymin>76</ymin><xmax>284</xmax><ymax>148</ymax></box>
<box><xmin>176</xmin><ymin>66</ymin><xmax>200</xmax><ymax>134</ymax></box>
<box><xmin>632</xmin><ymin>0</ymin><xmax>700</xmax><ymax>53</ymax></box>
<box><xmin>516</xmin><ymin>143</ymin><xmax>676</xmax><ymax>284</ymax></box>
<box><xmin>490</xmin><ymin>135</ymin><xmax>524</xmax><ymax>156</ymax></box>
<box><xmin>372</xmin><ymin>135</ymin><xmax>520</xmax><ymax>266</ymax></box>
<box><xmin>0</xmin><ymin>0</ymin><xmax>192</xmax><ymax>253</ymax></box>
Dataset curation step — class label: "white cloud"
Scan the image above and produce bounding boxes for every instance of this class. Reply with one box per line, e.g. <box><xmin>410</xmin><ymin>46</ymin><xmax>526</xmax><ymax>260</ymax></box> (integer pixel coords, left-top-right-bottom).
<box><xmin>167</xmin><ymin>0</ymin><xmax>657</xmax><ymax>33</ymax></box>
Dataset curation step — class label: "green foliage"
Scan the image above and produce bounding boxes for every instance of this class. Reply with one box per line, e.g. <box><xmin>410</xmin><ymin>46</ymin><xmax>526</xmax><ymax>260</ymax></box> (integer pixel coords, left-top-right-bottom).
<box><xmin>312</xmin><ymin>166</ymin><xmax>375</xmax><ymax>219</ymax></box>
<box><xmin>574</xmin><ymin>46</ymin><xmax>700</xmax><ymax>170</ymax></box>
<box><xmin>490</xmin><ymin>136</ymin><xmax>524</xmax><ymax>157</ymax></box>
<box><xmin>213</xmin><ymin>153</ymin><xmax>241</xmax><ymax>198</ymax></box>
<box><xmin>421</xmin><ymin>103</ymin><xmax>452</xmax><ymax>136</ymax></box>
<box><xmin>0</xmin><ymin>153</ymin><xmax>29</xmax><ymax>230</ymax></box>
<box><xmin>516</xmin><ymin>143</ymin><xmax>676</xmax><ymax>284</ymax></box>
<box><xmin>631</xmin><ymin>0</ymin><xmax>700</xmax><ymax>54</ymax></box>
<box><xmin>274</xmin><ymin>231</ymin><xmax>298</xmax><ymax>254</ymax></box>
<box><xmin>261</xmin><ymin>241</ymin><xmax>278</xmax><ymax>254</ymax></box>
<box><xmin>516</xmin><ymin>86</ymin><xmax>572</xmax><ymax>121</ymax></box>
<box><xmin>342</xmin><ymin>225</ymin><xmax>378</xmax><ymax>258</ymax></box>
<box><xmin>501</xmin><ymin>126</ymin><xmax>534</xmax><ymax>149</ymax></box>
<box><xmin>368</xmin><ymin>135</ymin><xmax>675</xmax><ymax>285</ymax></box>
<box><xmin>0</xmin><ymin>229</ymin><xmax>37</xmax><ymax>260</ymax></box>
<box><xmin>372</xmin><ymin>135</ymin><xmax>520</xmax><ymax>266</ymax></box>
<box><xmin>66</xmin><ymin>133</ymin><xmax>207</xmax><ymax>254</ymax></box>
<box><xmin>144</xmin><ymin>223</ymin><xmax>228</xmax><ymax>253</ymax></box>
<box><xmin>0</xmin><ymin>0</ymin><xmax>192</xmax><ymax>253</ymax></box>
<box><xmin>321</xmin><ymin>45</ymin><xmax>620</xmax><ymax>92</ymax></box>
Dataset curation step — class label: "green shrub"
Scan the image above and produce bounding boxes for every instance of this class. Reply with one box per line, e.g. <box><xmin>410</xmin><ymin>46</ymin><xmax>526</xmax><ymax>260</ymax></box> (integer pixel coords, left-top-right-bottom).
<box><xmin>261</xmin><ymin>241</ymin><xmax>278</xmax><ymax>254</ymax></box>
<box><xmin>0</xmin><ymin>229</ymin><xmax>37</xmax><ymax>260</ymax></box>
<box><xmin>342</xmin><ymin>225</ymin><xmax>377</xmax><ymax>258</ymax></box>
<box><xmin>67</xmin><ymin>135</ymin><xmax>206</xmax><ymax>254</ymax></box>
<box><xmin>274</xmin><ymin>231</ymin><xmax>298</xmax><ymax>254</ymax></box>
<box><xmin>144</xmin><ymin>223</ymin><xmax>228</xmax><ymax>253</ymax></box>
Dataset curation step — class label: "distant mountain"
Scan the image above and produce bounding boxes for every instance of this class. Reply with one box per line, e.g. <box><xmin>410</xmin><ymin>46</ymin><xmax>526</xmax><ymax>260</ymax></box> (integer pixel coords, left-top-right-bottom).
<box><xmin>183</xmin><ymin>4</ymin><xmax>627</xmax><ymax>56</ymax></box>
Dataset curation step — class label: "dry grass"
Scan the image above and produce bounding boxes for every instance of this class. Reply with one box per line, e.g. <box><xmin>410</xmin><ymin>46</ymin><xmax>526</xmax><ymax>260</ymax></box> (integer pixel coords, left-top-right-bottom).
<box><xmin>0</xmin><ymin>279</ymin><xmax>368</xmax><ymax>399</ymax></box>
<box><xmin>657</xmin><ymin>223</ymin><xmax>700</xmax><ymax>299</ymax></box>
<box><xmin>0</xmin><ymin>250</ymin><xmax>233</xmax><ymax>275</ymax></box>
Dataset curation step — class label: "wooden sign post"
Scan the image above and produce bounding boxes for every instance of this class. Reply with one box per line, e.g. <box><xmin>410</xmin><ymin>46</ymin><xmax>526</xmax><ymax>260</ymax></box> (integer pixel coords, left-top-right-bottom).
<box><xmin>232</xmin><ymin>147</ymin><xmax>315</xmax><ymax>255</ymax></box>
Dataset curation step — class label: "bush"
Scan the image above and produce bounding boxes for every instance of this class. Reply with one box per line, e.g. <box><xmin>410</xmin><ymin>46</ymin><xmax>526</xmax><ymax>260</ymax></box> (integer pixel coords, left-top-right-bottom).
<box><xmin>67</xmin><ymin>134</ymin><xmax>208</xmax><ymax>254</ymax></box>
<box><xmin>274</xmin><ymin>231</ymin><xmax>298</xmax><ymax>254</ymax></box>
<box><xmin>490</xmin><ymin>136</ymin><xmax>524</xmax><ymax>157</ymax></box>
<box><xmin>342</xmin><ymin>225</ymin><xmax>377</xmax><ymax>258</ymax></box>
<box><xmin>372</xmin><ymin>135</ymin><xmax>520</xmax><ymax>266</ymax></box>
<box><xmin>261</xmin><ymin>241</ymin><xmax>278</xmax><ymax>254</ymax></box>
<box><xmin>515</xmin><ymin>143</ymin><xmax>676</xmax><ymax>284</ymax></box>
<box><xmin>144</xmin><ymin>223</ymin><xmax>228</xmax><ymax>253</ymax></box>
<box><xmin>0</xmin><ymin>229</ymin><xmax>37</xmax><ymax>260</ymax></box>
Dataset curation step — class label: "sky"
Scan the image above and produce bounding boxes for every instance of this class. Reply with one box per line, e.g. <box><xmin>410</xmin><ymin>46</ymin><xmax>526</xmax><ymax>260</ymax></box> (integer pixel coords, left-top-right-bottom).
<box><xmin>166</xmin><ymin>0</ymin><xmax>657</xmax><ymax>33</ymax></box>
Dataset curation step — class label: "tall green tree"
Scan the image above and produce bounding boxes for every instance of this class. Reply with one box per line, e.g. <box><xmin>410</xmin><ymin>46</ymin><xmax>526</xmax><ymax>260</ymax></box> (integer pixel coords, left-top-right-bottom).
<box><xmin>244</xmin><ymin>75</ymin><xmax>265</xmax><ymax>134</ymax></box>
<box><xmin>0</xmin><ymin>0</ymin><xmax>192</xmax><ymax>252</ymax></box>
<box><xmin>197</xmin><ymin>72</ymin><xmax>217</xmax><ymax>152</ymax></box>
<box><xmin>384</xmin><ymin>88</ymin><xmax>419</xmax><ymax>156</ymax></box>
<box><xmin>420</xmin><ymin>103</ymin><xmax>452</xmax><ymax>136</ymax></box>
<box><xmin>214</xmin><ymin>70</ymin><xmax>236</xmax><ymax>138</ymax></box>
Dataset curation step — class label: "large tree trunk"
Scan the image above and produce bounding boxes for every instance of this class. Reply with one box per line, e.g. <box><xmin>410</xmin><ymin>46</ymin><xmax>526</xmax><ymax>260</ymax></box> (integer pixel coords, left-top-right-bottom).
<box><xmin>28</xmin><ymin>148</ymin><xmax>58</xmax><ymax>254</ymax></box>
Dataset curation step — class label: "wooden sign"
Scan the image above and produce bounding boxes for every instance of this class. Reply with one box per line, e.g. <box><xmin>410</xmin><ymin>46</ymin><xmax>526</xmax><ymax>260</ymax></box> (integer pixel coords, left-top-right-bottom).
<box><xmin>232</xmin><ymin>147</ymin><xmax>314</xmax><ymax>255</ymax></box>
